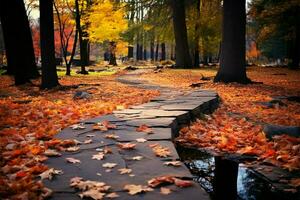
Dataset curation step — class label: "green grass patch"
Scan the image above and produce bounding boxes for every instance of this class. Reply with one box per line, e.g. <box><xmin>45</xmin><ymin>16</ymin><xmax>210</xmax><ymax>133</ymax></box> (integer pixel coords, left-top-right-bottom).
<box><xmin>57</xmin><ymin>69</ymin><xmax>117</xmax><ymax>77</ymax></box>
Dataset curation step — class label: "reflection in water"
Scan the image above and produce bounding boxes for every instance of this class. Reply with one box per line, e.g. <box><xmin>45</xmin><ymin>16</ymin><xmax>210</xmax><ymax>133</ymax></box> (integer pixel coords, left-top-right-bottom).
<box><xmin>177</xmin><ymin>146</ymin><xmax>296</xmax><ymax>200</ymax></box>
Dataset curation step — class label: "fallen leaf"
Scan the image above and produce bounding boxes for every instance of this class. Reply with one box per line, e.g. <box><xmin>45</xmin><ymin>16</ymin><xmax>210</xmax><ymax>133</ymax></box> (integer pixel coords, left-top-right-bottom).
<box><xmin>173</xmin><ymin>178</ymin><xmax>193</xmax><ymax>187</ymax></box>
<box><xmin>102</xmin><ymin>162</ymin><xmax>117</xmax><ymax>169</ymax></box>
<box><xmin>71</xmin><ymin>123</ymin><xmax>86</xmax><ymax>130</ymax></box>
<box><xmin>118</xmin><ymin>168</ymin><xmax>132</xmax><ymax>174</ymax></box>
<box><xmin>118</xmin><ymin>143</ymin><xmax>136</xmax><ymax>150</ymax></box>
<box><xmin>136</xmin><ymin>124</ymin><xmax>153</xmax><ymax>134</ymax></box>
<box><xmin>44</xmin><ymin>149</ymin><xmax>61</xmax><ymax>157</ymax></box>
<box><xmin>290</xmin><ymin>178</ymin><xmax>300</xmax><ymax>187</ymax></box>
<box><xmin>79</xmin><ymin>189</ymin><xmax>105</xmax><ymax>200</ymax></box>
<box><xmin>163</xmin><ymin>161</ymin><xmax>181</xmax><ymax>167</ymax></box>
<box><xmin>136</xmin><ymin>138</ymin><xmax>147</xmax><ymax>143</ymax></box>
<box><xmin>83</xmin><ymin>139</ymin><xmax>93</xmax><ymax>144</ymax></box>
<box><xmin>106</xmin><ymin>192</ymin><xmax>119</xmax><ymax>198</ymax></box>
<box><xmin>132</xmin><ymin>156</ymin><xmax>143</xmax><ymax>161</ymax></box>
<box><xmin>66</xmin><ymin>146</ymin><xmax>80</xmax><ymax>152</ymax></box>
<box><xmin>148</xmin><ymin>176</ymin><xmax>174</xmax><ymax>187</ymax></box>
<box><xmin>105</xmin><ymin>134</ymin><xmax>120</xmax><ymax>140</ymax></box>
<box><xmin>123</xmin><ymin>184</ymin><xmax>153</xmax><ymax>195</ymax></box>
<box><xmin>92</xmin><ymin>153</ymin><xmax>105</xmax><ymax>160</ymax></box>
<box><xmin>160</xmin><ymin>187</ymin><xmax>172</xmax><ymax>195</ymax></box>
<box><xmin>149</xmin><ymin>144</ymin><xmax>171</xmax><ymax>157</ymax></box>
<box><xmin>66</xmin><ymin>157</ymin><xmax>81</xmax><ymax>164</ymax></box>
<box><xmin>39</xmin><ymin>168</ymin><xmax>63</xmax><ymax>180</ymax></box>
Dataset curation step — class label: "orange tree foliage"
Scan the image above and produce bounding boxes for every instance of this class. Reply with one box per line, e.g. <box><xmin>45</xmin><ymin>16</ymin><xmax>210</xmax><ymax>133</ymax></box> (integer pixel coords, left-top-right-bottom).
<box><xmin>141</xmin><ymin>67</ymin><xmax>300</xmax><ymax>171</ymax></box>
<box><xmin>0</xmin><ymin>73</ymin><xmax>159</xmax><ymax>199</ymax></box>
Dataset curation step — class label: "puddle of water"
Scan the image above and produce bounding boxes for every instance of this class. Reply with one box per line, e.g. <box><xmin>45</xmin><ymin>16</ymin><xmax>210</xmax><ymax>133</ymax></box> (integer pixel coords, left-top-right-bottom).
<box><xmin>177</xmin><ymin>146</ymin><xmax>297</xmax><ymax>200</ymax></box>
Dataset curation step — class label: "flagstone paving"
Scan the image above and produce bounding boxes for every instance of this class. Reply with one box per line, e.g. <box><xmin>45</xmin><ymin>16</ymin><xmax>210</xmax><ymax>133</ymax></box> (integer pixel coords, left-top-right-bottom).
<box><xmin>43</xmin><ymin>70</ymin><xmax>219</xmax><ymax>199</ymax></box>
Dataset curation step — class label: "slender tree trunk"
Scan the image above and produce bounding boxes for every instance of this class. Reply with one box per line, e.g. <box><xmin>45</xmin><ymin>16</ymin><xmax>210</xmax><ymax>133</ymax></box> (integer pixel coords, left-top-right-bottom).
<box><xmin>136</xmin><ymin>43</ymin><xmax>140</xmax><ymax>60</ymax></box>
<box><xmin>214</xmin><ymin>0</ymin><xmax>250</xmax><ymax>83</ymax></box>
<box><xmin>143</xmin><ymin>48</ymin><xmax>147</xmax><ymax>60</ymax></box>
<box><xmin>194</xmin><ymin>0</ymin><xmax>201</xmax><ymax>68</ymax></box>
<box><xmin>0</xmin><ymin>0</ymin><xmax>39</xmax><ymax>85</ymax></box>
<box><xmin>66</xmin><ymin>29</ymin><xmax>78</xmax><ymax>76</ymax></box>
<box><xmin>171</xmin><ymin>0</ymin><xmax>192</xmax><ymax>68</ymax></box>
<box><xmin>75</xmin><ymin>0</ymin><xmax>88</xmax><ymax>74</ymax></box>
<box><xmin>40</xmin><ymin>0</ymin><xmax>59</xmax><ymax>89</ymax></box>
<box><xmin>155</xmin><ymin>41</ymin><xmax>159</xmax><ymax>61</ymax></box>
<box><xmin>109</xmin><ymin>41</ymin><xmax>117</xmax><ymax>66</ymax></box>
<box><xmin>171</xmin><ymin>44</ymin><xmax>175</xmax><ymax>60</ymax></box>
<box><xmin>289</xmin><ymin>8</ymin><xmax>300</xmax><ymax>69</ymax></box>
<box><xmin>150</xmin><ymin>41</ymin><xmax>154</xmax><ymax>61</ymax></box>
<box><xmin>128</xmin><ymin>46</ymin><xmax>134</xmax><ymax>59</ymax></box>
<box><xmin>139</xmin><ymin>44</ymin><xmax>143</xmax><ymax>60</ymax></box>
<box><xmin>161</xmin><ymin>43</ymin><xmax>166</xmax><ymax>61</ymax></box>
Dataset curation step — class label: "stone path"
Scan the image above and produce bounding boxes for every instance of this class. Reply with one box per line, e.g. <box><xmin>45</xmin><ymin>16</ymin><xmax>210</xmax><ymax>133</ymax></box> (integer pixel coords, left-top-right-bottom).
<box><xmin>43</xmin><ymin>70</ymin><xmax>219</xmax><ymax>199</ymax></box>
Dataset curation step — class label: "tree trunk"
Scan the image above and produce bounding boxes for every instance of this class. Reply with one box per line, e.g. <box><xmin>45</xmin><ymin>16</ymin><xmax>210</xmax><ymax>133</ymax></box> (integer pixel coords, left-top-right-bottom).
<box><xmin>75</xmin><ymin>0</ymin><xmax>88</xmax><ymax>74</ymax></box>
<box><xmin>136</xmin><ymin>43</ymin><xmax>140</xmax><ymax>60</ymax></box>
<box><xmin>214</xmin><ymin>0</ymin><xmax>250</xmax><ymax>83</ymax></box>
<box><xmin>139</xmin><ymin>44</ymin><xmax>143</xmax><ymax>60</ymax></box>
<box><xmin>150</xmin><ymin>42</ymin><xmax>154</xmax><ymax>61</ymax></box>
<box><xmin>171</xmin><ymin>0</ymin><xmax>192</xmax><ymax>68</ymax></box>
<box><xmin>171</xmin><ymin>44</ymin><xmax>175</xmax><ymax>60</ymax></box>
<box><xmin>289</xmin><ymin>8</ymin><xmax>300</xmax><ymax>69</ymax></box>
<box><xmin>143</xmin><ymin>48</ymin><xmax>147</xmax><ymax>60</ymax></box>
<box><xmin>128</xmin><ymin>46</ymin><xmax>134</xmax><ymax>58</ymax></box>
<box><xmin>40</xmin><ymin>0</ymin><xmax>59</xmax><ymax>89</ymax></box>
<box><xmin>66</xmin><ymin>29</ymin><xmax>78</xmax><ymax>76</ymax></box>
<box><xmin>155</xmin><ymin>42</ymin><xmax>159</xmax><ymax>61</ymax></box>
<box><xmin>194</xmin><ymin>0</ymin><xmax>201</xmax><ymax>68</ymax></box>
<box><xmin>109</xmin><ymin>41</ymin><xmax>117</xmax><ymax>66</ymax></box>
<box><xmin>161</xmin><ymin>43</ymin><xmax>166</xmax><ymax>61</ymax></box>
<box><xmin>0</xmin><ymin>0</ymin><xmax>39</xmax><ymax>85</ymax></box>
<box><xmin>213</xmin><ymin>157</ymin><xmax>238</xmax><ymax>200</ymax></box>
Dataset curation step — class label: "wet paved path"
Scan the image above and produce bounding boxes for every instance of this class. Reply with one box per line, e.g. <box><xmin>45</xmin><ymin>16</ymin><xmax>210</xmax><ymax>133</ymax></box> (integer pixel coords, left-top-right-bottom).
<box><xmin>43</xmin><ymin>70</ymin><xmax>219</xmax><ymax>199</ymax></box>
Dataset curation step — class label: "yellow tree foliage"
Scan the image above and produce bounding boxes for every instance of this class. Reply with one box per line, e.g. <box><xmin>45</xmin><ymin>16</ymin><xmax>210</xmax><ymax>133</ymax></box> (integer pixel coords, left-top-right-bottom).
<box><xmin>86</xmin><ymin>0</ymin><xmax>128</xmax><ymax>43</ymax></box>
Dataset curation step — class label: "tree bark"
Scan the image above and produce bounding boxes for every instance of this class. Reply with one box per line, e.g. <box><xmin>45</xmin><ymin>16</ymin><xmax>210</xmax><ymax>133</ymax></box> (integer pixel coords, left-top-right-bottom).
<box><xmin>75</xmin><ymin>0</ymin><xmax>88</xmax><ymax>74</ymax></box>
<box><xmin>0</xmin><ymin>0</ymin><xmax>39</xmax><ymax>85</ymax></box>
<box><xmin>161</xmin><ymin>43</ymin><xmax>166</xmax><ymax>61</ymax></box>
<box><xmin>109</xmin><ymin>41</ymin><xmax>117</xmax><ymax>66</ymax></box>
<box><xmin>194</xmin><ymin>0</ymin><xmax>201</xmax><ymax>68</ymax></box>
<box><xmin>40</xmin><ymin>0</ymin><xmax>59</xmax><ymax>89</ymax></box>
<box><xmin>128</xmin><ymin>46</ymin><xmax>134</xmax><ymax>59</ymax></box>
<box><xmin>214</xmin><ymin>0</ymin><xmax>250</xmax><ymax>83</ymax></box>
<box><xmin>171</xmin><ymin>0</ymin><xmax>192</xmax><ymax>68</ymax></box>
<box><xmin>289</xmin><ymin>8</ymin><xmax>300</xmax><ymax>69</ymax></box>
<box><xmin>150</xmin><ymin>42</ymin><xmax>154</xmax><ymax>61</ymax></box>
<box><xmin>155</xmin><ymin>42</ymin><xmax>159</xmax><ymax>61</ymax></box>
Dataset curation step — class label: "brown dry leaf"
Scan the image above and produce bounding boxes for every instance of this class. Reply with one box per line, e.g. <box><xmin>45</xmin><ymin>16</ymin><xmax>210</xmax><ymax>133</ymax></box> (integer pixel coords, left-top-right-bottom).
<box><xmin>173</xmin><ymin>178</ymin><xmax>193</xmax><ymax>188</ymax></box>
<box><xmin>290</xmin><ymin>178</ymin><xmax>300</xmax><ymax>187</ymax></box>
<box><xmin>148</xmin><ymin>176</ymin><xmax>174</xmax><ymax>187</ymax></box>
<box><xmin>92</xmin><ymin>153</ymin><xmax>105</xmax><ymax>160</ymax></box>
<box><xmin>118</xmin><ymin>168</ymin><xmax>132</xmax><ymax>175</ymax></box>
<box><xmin>79</xmin><ymin>189</ymin><xmax>105</xmax><ymax>200</ymax></box>
<box><xmin>163</xmin><ymin>161</ymin><xmax>181</xmax><ymax>167</ymax></box>
<box><xmin>104</xmin><ymin>146</ymin><xmax>113</xmax><ymax>154</ymax></box>
<box><xmin>66</xmin><ymin>157</ymin><xmax>81</xmax><ymax>164</ymax></box>
<box><xmin>93</xmin><ymin>124</ymin><xmax>108</xmax><ymax>131</ymax></box>
<box><xmin>136</xmin><ymin>124</ymin><xmax>153</xmax><ymax>134</ymax></box>
<box><xmin>136</xmin><ymin>138</ymin><xmax>147</xmax><ymax>143</ymax></box>
<box><xmin>83</xmin><ymin>139</ymin><xmax>93</xmax><ymax>144</ymax></box>
<box><xmin>106</xmin><ymin>192</ymin><xmax>119</xmax><ymax>198</ymax></box>
<box><xmin>71</xmin><ymin>123</ymin><xmax>86</xmax><ymax>130</ymax></box>
<box><xmin>105</xmin><ymin>134</ymin><xmax>120</xmax><ymax>140</ymax></box>
<box><xmin>132</xmin><ymin>156</ymin><xmax>143</xmax><ymax>161</ymax></box>
<box><xmin>102</xmin><ymin>162</ymin><xmax>117</xmax><ymax>169</ymax></box>
<box><xmin>39</xmin><ymin>168</ymin><xmax>63</xmax><ymax>180</ymax></box>
<box><xmin>160</xmin><ymin>187</ymin><xmax>172</xmax><ymax>195</ymax></box>
<box><xmin>66</xmin><ymin>146</ymin><xmax>80</xmax><ymax>152</ymax></box>
<box><xmin>44</xmin><ymin>149</ymin><xmax>61</xmax><ymax>157</ymax></box>
<box><xmin>117</xmin><ymin>143</ymin><xmax>136</xmax><ymax>150</ymax></box>
<box><xmin>123</xmin><ymin>184</ymin><xmax>153</xmax><ymax>195</ymax></box>
<box><xmin>150</xmin><ymin>144</ymin><xmax>171</xmax><ymax>157</ymax></box>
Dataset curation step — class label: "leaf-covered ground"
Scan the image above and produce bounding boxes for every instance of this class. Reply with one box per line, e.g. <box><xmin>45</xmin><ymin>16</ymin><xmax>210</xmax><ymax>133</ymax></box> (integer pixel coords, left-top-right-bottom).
<box><xmin>141</xmin><ymin>67</ymin><xmax>300</xmax><ymax>172</ymax></box>
<box><xmin>0</xmin><ymin>73</ymin><xmax>159</xmax><ymax>199</ymax></box>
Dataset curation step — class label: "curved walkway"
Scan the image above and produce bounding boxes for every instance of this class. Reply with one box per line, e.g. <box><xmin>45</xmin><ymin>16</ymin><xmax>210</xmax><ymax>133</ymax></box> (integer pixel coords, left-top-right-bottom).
<box><xmin>43</xmin><ymin>70</ymin><xmax>219</xmax><ymax>199</ymax></box>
